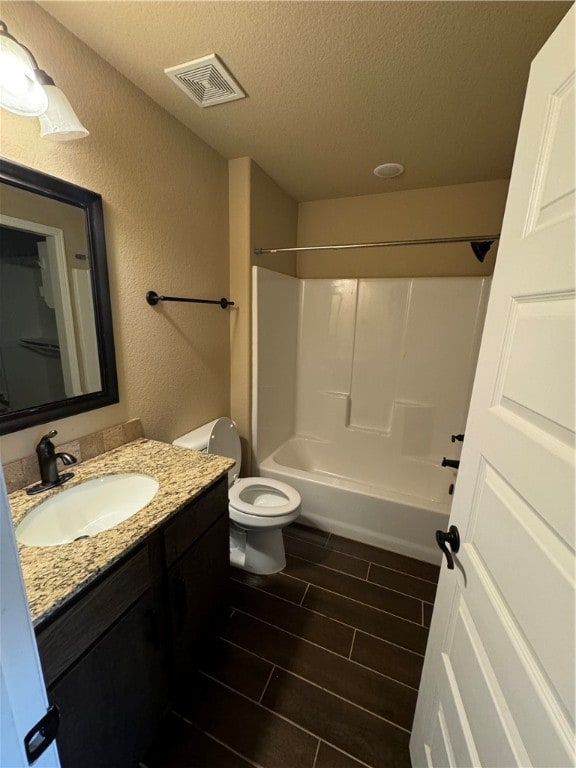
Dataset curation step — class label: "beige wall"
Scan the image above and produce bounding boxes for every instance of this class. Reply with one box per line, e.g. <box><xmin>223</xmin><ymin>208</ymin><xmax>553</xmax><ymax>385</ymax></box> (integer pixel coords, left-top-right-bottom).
<box><xmin>251</xmin><ymin>163</ymin><xmax>298</xmax><ymax>277</ymax></box>
<box><xmin>228</xmin><ymin>158</ymin><xmax>297</xmax><ymax>472</ymax></box>
<box><xmin>297</xmin><ymin>180</ymin><xmax>509</xmax><ymax>278</ymax></box>
<box><xmin>0</xmin><ymin>2</ymin><xmax>230</xmax><ymax>463</ymax></box>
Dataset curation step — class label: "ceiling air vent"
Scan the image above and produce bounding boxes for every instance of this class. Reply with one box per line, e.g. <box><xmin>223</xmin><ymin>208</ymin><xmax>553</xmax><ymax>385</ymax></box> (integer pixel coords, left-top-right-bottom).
<box><xmin>164</xmin><ymin>53</ymin><xmax>246</xmax><ymax>108</ymax></box>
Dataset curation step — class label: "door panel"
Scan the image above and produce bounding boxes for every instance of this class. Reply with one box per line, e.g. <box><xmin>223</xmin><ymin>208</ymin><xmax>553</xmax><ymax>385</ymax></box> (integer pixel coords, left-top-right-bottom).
<box><xmin>499</xmin><ymin>296</ymin><xmax>574</xmax><ymax>429</ymax></box>
<box><xmin>482</xmin><ymin>408</ymin><xmax>574</xmax><ymax>544</ymax></box>
<box><xmin>526</xmin><ymin>73</ymin><xmax>574</xmax><ymax>232</ymax></box>
<box><xmin>427</xmin><ymin>707</ymin><xmax>453</xmax><ymax>768</ymax></box>
<box><xmin>449</xmin><ymin>603</ymin><xmax>525</xmax><ymax>767</ymax></box>
<box><xmin>472</xmin><ymin>464</ymin><xmax>574</xmax><ymax>714</ymax></box>
<box><xmin>464</xmin><ymin>550</ymin><xmax>574</xmax><ymax>767</ymax></box>
<box><xmin>436</xmin><ymin>650</ymin><xmax>479</xmax><ymax>768</ymax></box>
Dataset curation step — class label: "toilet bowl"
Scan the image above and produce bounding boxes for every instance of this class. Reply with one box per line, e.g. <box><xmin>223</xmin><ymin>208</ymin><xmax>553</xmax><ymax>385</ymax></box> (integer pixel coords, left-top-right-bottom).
<box><xmin>173</xmin><ymin>418</ymin><xmax>300</xmax><ymax>574</ymax></box>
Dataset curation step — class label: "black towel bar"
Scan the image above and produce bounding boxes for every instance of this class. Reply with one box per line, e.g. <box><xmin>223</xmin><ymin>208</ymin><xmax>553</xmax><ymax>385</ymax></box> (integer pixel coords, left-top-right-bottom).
<box><xmin>146</xmin><ymin>291</ymin><xmax>234</xmax><ymax>309</ymax></box>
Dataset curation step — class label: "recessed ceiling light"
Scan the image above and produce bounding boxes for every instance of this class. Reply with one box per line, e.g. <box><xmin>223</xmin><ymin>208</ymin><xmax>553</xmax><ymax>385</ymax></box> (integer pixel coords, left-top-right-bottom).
<box><xmin>373</xmin><ymin>163</ymin><xmax>404</xmax><ymax>178</ymax></box>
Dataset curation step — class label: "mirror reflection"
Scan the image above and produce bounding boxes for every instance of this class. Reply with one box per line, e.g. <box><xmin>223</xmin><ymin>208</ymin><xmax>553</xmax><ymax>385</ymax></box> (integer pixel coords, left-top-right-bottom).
<box><xmin>0</xmin><ymin>160</ymin><xmax>118</xmax><ymax>434</ymax></box>
<box><xmin>1</xmin><ymin>188</ymin><xmax>101</xmax><ymax>415</ymax></box>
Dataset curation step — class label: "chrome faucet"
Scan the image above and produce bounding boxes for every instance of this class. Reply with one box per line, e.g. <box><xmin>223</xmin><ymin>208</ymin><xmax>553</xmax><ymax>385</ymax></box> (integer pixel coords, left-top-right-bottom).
<box><xmin>26</xmin><ymin>430</ymin><xmax>77</xmax><ymax>495</ymax></box>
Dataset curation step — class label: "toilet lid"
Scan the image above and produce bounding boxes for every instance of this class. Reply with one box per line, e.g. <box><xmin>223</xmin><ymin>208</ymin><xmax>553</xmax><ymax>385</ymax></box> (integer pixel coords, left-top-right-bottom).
<box><xmin>229</xmin><ymin>477</ymin><xmax>301</xmax><ymax>517</ymax></box>
<box><xmin>208</xmin><ymin>417</ymin><xmax>242</xmax><ymax>487</ymax></box>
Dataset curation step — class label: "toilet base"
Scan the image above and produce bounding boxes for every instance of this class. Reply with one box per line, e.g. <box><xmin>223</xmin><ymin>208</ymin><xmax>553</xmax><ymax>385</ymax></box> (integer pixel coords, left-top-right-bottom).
<box><xmin>229</xmin><ymin>523</ymin><xmax>287</xmax><ymax>575</ymax></box>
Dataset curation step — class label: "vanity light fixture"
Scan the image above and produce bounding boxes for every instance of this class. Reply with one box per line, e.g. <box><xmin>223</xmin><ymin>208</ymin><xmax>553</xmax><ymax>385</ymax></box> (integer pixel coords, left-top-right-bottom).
<box><xmin>0</xmin><ymin>21</ymin><xmax>88</xmax><ymax>140</ymax></box>
<box><xmin>0</xmin><ymin>22</ymin><xmax>47</xmax><ymax>115</ymax></box>
<box><xmin>36</xmin><ymin>69</ymin><xmax>89</xmax><ymax>142</ymax></box>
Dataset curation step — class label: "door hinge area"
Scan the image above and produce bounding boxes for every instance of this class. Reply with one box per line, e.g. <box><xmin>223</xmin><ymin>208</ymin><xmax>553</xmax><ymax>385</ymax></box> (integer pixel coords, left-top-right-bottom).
<box><xmin>24</xmin><ymin>705</ymin><xmax>60</xmax><ymax>764</ymax></box>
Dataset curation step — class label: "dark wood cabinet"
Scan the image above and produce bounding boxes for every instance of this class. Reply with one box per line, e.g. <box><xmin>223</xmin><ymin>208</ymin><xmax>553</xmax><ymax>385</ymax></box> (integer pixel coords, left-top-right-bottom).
<box><xmin>35</xmin><ymin>476</ymin><xmax>229</xmax><ymax>768</ymax></box>
<box><xmin>36</xmin><ymin>546</ymin><xmax>151</xmax><ymax>686</ymax></box>
<box><xmin>49</xmin><ymin>589</ymin><xmax>167</xmax><ymax>768</ymax></box>
<box><xmin>168</xmin><ymin>512</ymin><xmax>230</xmax><ymax>681</ymax></box>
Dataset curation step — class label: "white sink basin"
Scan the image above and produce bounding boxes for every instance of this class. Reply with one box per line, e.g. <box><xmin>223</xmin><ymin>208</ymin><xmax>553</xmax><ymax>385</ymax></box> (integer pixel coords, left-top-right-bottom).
<box><xmin>16</xmin><ymin>473</ymin><xmax>159</xmax><ymax>547</ymax></box>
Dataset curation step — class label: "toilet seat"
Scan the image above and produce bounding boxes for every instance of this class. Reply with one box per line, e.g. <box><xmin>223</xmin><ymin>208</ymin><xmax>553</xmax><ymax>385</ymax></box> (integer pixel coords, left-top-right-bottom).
<box><xmin>173</xmin><ymin>417</ymin><xmax>301</xmax><ymax>573</ymax></box>
<box><xmin>229</xmin><ymin>477</ymin><xmax>300</xmax><ymax>517</ymax></box>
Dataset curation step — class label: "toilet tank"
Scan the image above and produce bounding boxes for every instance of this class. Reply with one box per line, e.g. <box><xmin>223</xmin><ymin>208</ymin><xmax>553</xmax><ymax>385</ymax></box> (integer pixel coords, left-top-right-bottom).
<box><xmin>173</xmin><ymin>418</ymin><xmax>241</xmax><ymax>486</ymax></box>
<box><xmin>172</xmin><ymin>419</ymin><xmax>219</xmax><ymax>452</ymax></box>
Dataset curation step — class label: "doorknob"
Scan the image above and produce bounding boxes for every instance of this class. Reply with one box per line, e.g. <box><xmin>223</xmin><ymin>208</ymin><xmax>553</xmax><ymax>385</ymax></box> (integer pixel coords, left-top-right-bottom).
<box><xmin>436</xmin><ymin>525</ymin><xmax>460</xmax><ymax>569</ymax></box>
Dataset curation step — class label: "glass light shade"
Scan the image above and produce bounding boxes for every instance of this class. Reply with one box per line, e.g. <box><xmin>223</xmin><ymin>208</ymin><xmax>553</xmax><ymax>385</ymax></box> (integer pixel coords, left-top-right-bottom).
<box><xmin>38</xmin><ymin>85</ymin><xmax>89</xmax><ymax>141</ymax></box>
<box><xmin>0</xmin><ymin>33</ymin><xmax>48</xmax><ymax>116</ymax></box>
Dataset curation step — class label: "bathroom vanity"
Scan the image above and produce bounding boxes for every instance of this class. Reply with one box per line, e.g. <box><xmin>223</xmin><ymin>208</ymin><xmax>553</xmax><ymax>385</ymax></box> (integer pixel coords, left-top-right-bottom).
<box><xmin>9</xmin><ymin>439</ymin><xmax>233</xmax><ymax>768</ymax></box>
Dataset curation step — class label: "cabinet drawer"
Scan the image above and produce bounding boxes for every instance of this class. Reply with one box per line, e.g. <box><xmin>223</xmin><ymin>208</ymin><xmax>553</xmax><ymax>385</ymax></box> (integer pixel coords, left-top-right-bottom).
<box><xmin>37</xmin><ymin>546</ymin><xmax>150</xmax><ymax>686</ymax></box>
<box><xmin>164</xmin><ymin>476</ymin><xmax>228</xmax><ymax>567</ymax></box>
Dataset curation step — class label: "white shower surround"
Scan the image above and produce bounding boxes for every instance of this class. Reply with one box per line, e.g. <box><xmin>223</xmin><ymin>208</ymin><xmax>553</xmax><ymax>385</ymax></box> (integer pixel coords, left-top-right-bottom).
<box><xmin>252</xmin><ymin>267</ymin><xmax>490</xmax><ymax>564</ymax></box>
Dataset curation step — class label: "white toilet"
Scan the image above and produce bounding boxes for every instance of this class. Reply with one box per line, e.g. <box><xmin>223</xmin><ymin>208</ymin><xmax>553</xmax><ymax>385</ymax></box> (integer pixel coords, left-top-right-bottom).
<box><xmin>173</xmin><ymin>417</ymin><xmax>301</xmax><ymax>575</ymax></box>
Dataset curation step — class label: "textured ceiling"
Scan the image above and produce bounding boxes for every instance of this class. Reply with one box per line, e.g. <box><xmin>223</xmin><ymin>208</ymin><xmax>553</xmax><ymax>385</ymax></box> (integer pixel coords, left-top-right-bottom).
<box><xmin>39</xmin><ymin>1</ymin><xmax>571</xmax><ymax>201</ymax></box>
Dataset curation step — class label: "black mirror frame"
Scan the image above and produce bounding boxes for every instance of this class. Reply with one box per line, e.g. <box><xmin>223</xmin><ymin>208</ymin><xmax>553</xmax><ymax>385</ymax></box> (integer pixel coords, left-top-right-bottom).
<box><xmin>0</xmin><ymin>157</ymin><xmax>119</xmax><ymax>435</ymax></box>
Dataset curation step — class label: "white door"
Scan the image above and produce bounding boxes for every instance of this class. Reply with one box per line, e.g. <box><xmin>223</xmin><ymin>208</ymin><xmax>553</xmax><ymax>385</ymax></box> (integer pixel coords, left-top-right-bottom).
<box><xmin>0</xmin><ymin>466</ymin><xmax>61</xmax><ymax>767</ymax></box>
<box><xmin>410</xmin><ymin>7</ymin><xmax>575</xmax><ymax>768</ymax></box>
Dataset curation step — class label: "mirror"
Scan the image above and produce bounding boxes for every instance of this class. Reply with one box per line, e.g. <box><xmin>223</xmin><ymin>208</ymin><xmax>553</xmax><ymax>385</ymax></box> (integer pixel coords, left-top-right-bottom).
<box><xmin>0</xmin><ymin>158</ymin><xmax>118</xmax><ymax>435</ymax></box>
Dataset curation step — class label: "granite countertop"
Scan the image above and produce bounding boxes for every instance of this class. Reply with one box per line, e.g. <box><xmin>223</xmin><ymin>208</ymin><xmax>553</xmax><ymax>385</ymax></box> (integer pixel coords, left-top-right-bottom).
<box><xmin>8</xmin><ymin>438</ymin><xmax>233</xmax><ymax>627</ymax></box>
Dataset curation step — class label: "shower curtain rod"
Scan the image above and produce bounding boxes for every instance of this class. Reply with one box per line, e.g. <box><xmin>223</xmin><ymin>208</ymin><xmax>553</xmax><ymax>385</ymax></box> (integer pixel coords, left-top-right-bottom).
<box><xmin>254</xmin><ymin>234</ymin><xmax>501</xmax><ymax>262</ymax></box>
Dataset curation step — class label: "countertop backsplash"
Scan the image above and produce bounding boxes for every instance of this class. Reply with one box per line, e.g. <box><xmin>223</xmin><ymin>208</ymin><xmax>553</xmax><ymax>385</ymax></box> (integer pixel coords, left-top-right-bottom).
<box><xmin>2</xmin><ymin>418</ymin><xmax>145</xmax><ymax>494</ymax></box>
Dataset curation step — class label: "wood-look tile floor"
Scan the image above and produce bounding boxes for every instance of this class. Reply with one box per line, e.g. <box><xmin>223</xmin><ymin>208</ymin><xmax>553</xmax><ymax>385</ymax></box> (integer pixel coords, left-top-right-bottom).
<box><xmin>143</xmin><ymin>524</ymin><xmax>440</xmax><ymax>768</ymax></box>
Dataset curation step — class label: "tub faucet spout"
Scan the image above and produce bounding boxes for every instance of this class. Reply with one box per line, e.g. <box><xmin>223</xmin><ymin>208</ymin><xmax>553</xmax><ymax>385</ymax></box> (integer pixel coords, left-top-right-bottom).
<box><xmin>441</xmin><ymin>458</ymin><xmax>460</xmax><ymax>469</ymax></box>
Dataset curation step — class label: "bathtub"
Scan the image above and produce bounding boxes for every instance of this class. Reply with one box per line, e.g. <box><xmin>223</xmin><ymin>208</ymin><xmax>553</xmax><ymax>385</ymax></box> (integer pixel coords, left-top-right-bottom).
<box><xmin>258</xmin><ymin>437</ymin><xmax>451</xmax><ymax>565</ymax></box>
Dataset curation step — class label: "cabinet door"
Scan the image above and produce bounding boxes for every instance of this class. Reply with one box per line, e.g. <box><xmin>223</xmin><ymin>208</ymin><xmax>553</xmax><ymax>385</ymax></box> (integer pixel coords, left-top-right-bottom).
<box><xmin>169</xmin><ymin>513</ymin><xmax>230</xmax><ymax>682</ymax></box>
<box><xmin>164</xmin><ymin>477</ymin><xmax>228</xmax><ymax>568</ymax></box>
<box><xmin>37</xmin><ymin>546</ymin><xmax>150</xmax><ymax>687</ymax></box>
<box><xmin>49</xmin><ymin>589</ymin><xmax>167</xmax><ymax>768</ymax></box>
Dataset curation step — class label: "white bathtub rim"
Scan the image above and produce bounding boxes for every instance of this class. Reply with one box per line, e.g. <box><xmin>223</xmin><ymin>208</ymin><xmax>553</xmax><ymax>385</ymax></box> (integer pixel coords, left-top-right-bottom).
<box><xmin>259</xmin><ymin>453</ymin><xmax>451</xmax><ymax>515</ymax></box>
